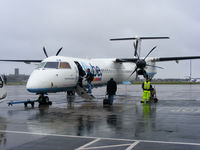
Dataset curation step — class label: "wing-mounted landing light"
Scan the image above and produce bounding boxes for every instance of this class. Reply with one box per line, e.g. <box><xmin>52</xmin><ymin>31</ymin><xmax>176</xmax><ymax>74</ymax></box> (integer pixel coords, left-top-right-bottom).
<box><xmin>110</xmin><ymin>36</ymin><xmax>169</xmax><ymax>78</ymax></box>
<box><xmin>43</xmin><ymin>46</ymin><xmax>63</xmax><ymax>57</ymax></box>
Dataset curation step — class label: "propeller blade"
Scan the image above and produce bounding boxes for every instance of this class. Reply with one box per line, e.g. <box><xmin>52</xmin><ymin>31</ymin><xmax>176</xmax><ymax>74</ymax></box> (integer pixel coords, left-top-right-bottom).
<box><xmin>43</xmin><ymin>46</ymin><xmax>48</xmax><ymax>58</ymax></box>
<box><xmin>133</xmin><ymin>43</ymin><xmax>137</xmax><ymax>57</ymax></box>
<box><xmin>146</xmin><ymin>64</ymin><xmax>164</xmax><ymax>69</ymax></box>
<box><xmin>143</xmin><ymin>70</ymin><xmax>148</xmax><ymax>78</ymax></box>
<box><xmin>129</xmin><ymin>67</ymin><xmax>138</xmax><ymax>77</ymax></box>
<box><xmin>56</xmin><ymin>47</ymin><xmax>63</xmax><ymax>56</ymax></box>
<box><xmin>133</xmin><ymin>42</ymin><xmax>136</xmax><ymax>51</ymax></box>
<box><xmin>135</xmin><ymin>72</ymin><xmax>139</xmax><ymax>80</ymax></box>
<box><xmin>134</xmin><ymin>40</ymin><xmax>139</xmax><ymax>57</ymax></box>
<box><xmin>144</xmin><ymin>46</ymin><xmax>157</xmax><ymax>60</ymax></box>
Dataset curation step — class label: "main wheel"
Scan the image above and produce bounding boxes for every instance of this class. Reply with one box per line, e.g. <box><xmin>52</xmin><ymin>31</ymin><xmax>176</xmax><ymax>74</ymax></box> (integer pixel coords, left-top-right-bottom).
<box><xmin>48</xmin><ymin>101</ymin><xmax>52</xmax><ymax>105</ymax></box>
<box><xmin>31</xmin><ymin>102</ymin><xmax>35</xmax><ymax>108</ymax></box>
<box><xmin>24</xmin><ymin>102</ymin><xmax>28</xmax><ymax>107</ymax></box>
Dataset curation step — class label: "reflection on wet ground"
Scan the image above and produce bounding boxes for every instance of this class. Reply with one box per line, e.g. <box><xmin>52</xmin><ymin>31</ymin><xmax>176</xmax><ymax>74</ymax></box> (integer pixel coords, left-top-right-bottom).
<box><xmin>0</xmin><ymin>84</ymin><xmax>200</xmax><ymax>149</ymax></box>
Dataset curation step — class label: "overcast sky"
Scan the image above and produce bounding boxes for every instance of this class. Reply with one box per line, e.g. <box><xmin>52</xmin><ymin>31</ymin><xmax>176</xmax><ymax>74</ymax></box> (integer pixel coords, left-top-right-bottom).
<box><xmin>0</xmin><ymin>0</ymin><xmax>200</xmax><ymax>78</ymax></box>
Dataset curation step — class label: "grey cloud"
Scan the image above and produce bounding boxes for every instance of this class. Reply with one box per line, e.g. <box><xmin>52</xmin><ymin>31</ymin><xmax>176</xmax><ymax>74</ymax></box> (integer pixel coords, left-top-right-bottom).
<box><xmin>0</xmin><ymin>0</ymin><xmax>200</xmax><ymax>78</ymax></box>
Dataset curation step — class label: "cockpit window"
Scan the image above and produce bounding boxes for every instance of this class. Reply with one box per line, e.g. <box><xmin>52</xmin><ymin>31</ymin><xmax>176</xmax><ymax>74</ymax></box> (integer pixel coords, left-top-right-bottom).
<box><xmin>59</xmin><ymin>62</ymin><xmax>71</xmax><ymax>69</ymax></box>
<box><xmin>44</xmin><ymin>62</ymin><xmax>59</xmax><ymax>69</ymax></box>
<box><xmin>36</xmin><ymin>62</ymin><xmax>46</xmax><ymax>69</ymax></box>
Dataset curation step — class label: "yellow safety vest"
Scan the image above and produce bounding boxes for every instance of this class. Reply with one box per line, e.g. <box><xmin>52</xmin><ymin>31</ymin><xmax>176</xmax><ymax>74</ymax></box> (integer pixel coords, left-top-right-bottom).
<box><xmin>144</xmin><ymin>81</ymin><xmax>150</xmax><ymax>90</ymax></box>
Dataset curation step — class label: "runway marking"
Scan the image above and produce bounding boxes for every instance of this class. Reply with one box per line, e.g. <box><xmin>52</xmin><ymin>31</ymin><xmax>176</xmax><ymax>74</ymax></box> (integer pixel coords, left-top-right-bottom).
<box><xmin>125</xmin><ymin>141</ymin><xmax>140</xmax><ymax>150</ymax></box>
<box><xmin>1</xmin><ymin>130</ymin><xmax>200</xmax><ymax>146</ymax></box>
<box><xmin>0</xmin><ymin>130</ymin><xmax>134</xmax><ymax>141</ymax></box>
<box><xmin>80</xmin><ymin>144</ymin><xmax>131</xmax><ymax>149</ymax></box>
<box><xmin>75</xmin><ymin>138</ymin><xmax>101</xmax><ymax>150</ymax></box>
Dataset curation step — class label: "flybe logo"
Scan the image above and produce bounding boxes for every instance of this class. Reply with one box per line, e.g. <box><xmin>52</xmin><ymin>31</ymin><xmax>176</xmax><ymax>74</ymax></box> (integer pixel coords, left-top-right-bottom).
<box><xmin>80</xmin><ymin>62</ymin><xmax>102</xmax><ymax>81</ymax></box>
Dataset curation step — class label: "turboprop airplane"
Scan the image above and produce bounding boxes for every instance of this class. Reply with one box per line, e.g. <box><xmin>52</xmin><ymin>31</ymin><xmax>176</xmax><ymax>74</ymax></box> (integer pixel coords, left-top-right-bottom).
<box><xmin>0</xmin><ymin>75</ymin><xmax>7</xmax><ymax>102</ymax></box>
<box><xmin>1</xmin><ymin>36</ymin><xmax>200</xmax><ymax>105</ymax></box>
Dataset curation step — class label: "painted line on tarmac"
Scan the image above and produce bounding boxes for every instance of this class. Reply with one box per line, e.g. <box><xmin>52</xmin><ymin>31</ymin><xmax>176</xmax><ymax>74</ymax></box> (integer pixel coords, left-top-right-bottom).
<box><xmin>125</xmin><ymin>141</ymin><xmax>140</xmax><ymax>150</ymax></box>
<box><xmin>0</xmin><ymin>130</ymin><xmax>134</xmax><ymax>142</ymax></box>
<box><xmin>80</xmin><ymin>144</ymin><xmax>131</xmax><ymax>149</ymax></box>
<box><xmin>75</xmin><ymin>138</ymin><xmax>101</xmax><ymax>150</ymax></box>
<box><xmin>1</xmin><ymin>130</ymin><xmax>200</xmax><ymax>146</ymax></box>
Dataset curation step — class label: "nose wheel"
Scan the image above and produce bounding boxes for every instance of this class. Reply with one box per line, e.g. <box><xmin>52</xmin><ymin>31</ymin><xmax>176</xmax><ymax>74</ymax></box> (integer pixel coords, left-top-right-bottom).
<box><xmin>38</xmin><ymin>94</ymin><xmax>52</xmax><ymax>106</ymax></box>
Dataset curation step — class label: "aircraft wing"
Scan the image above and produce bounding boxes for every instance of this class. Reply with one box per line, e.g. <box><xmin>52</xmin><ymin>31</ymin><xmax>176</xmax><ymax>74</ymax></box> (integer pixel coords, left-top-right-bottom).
<box><xmin>150</xmin><ymin>56</ymin><xmax>200</xmax><ymax>62</ymax></box>
<box><xmin>0</xmin><ymin>59</ymin><xmax>42</xmax><ymax>64</ymax></box>
<box><xmin>115</xmin><ymin>58</ymin><xmax>138</xmax><ymax>63</ymax></box>
<box><xmin>115</xmin><ymin>56</ymin><xmax>200</xmax><ymax>63</ymax></box>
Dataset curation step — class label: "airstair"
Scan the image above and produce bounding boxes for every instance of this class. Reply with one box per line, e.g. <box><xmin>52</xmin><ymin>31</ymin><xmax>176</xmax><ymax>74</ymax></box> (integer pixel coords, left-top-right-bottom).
<box><xmin>75</xmin><ymin>85</ymin><xmax>95</xmax><ymax>100</ymax></box>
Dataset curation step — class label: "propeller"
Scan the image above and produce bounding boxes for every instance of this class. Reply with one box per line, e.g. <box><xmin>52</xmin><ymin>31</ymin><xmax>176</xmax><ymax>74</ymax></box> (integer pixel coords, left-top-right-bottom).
<box><xmin>110</xmin><ymin>36</ymin><xmax>169</xmax><ymax>78</ymax></box>
<box><xmin>146</xmin><ymin>64</ymin><xmax>164</xmax><ymax>69</ymax></box>
<box><xmin>56</xmin><ymin>47</ymin><xmax>63</xmax><ymax>56</ymax></box>
<box><xmin>129</xmin><ymin>46</ymin><xmax>163</xmax><ymax>78</ymax></box>
<box><xmin>133</xmin><ymin>40</ymin><xmax>139</xmax><ymax>57</ymax></box>
<box><xmin>144</xmin><ymin>46</ymin><xmax>157</xmax><ymax>60</ymax></box>
<box><xmin>43</xmin><ymin>46</ymin><xmax>48</xmax><ymax>58</ymax></box>
<box><xmin>42</xmin><ymin>46</ymin><xmax>63</xmax><ymax>57</ymax></box>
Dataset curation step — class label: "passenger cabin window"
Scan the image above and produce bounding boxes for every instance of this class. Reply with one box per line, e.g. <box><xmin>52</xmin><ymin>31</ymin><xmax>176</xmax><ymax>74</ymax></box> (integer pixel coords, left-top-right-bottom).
<box><xmin>44</xmin><ymin>62</ymin><xmax>59</xmax><ymax>69</ymax></box>
<box><xmin>59</xmin><ymin>62</ymin><xmax>71</xmax><ymax>69</ymax></box>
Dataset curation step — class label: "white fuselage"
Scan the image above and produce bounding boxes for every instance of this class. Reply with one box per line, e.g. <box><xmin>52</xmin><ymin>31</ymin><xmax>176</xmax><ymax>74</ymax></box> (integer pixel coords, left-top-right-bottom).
<box><xmin>0</xmin><ymin>75</ymin><xmax>7</xmax><ymax>100</ymax></box>
<box><xmin>26</xmin><ymin>56</ymin><xmax>156</xmax><ymax>94</ymax></box>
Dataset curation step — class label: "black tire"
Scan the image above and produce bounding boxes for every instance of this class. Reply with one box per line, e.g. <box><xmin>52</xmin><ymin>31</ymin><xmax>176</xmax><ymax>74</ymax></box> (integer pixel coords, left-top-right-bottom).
<box><xmin>48</xmin><ymin>101</ymin><xmax>52</xmax><ymax>105</ymax></box>
<box><xmin>24</xmin><ymin>102</ymin><xmax>28</xmax><ymax>107</ymax></box>
<box><xmin>31</xmin><ymin>102</ymin><xmax>35</xmax><ymax>108</ymax></box>
<box><xmin>38</xmin><ymin>96</ymin><xmax>43</xmax><ymax>102</ymax></box>
<box><xmin>45</xmin><ymin>96</ymin><xmax>49</xmax><ymax>102</ymax></box>
<box><xmin>67</xmin><ymin>91</ymin><xmax>75</xmax><ymax>96</ymax></box>
<box><xmin>154</xmin><ymin>98</ymin><xmax>158</xmax><ymax>103</ymax></box>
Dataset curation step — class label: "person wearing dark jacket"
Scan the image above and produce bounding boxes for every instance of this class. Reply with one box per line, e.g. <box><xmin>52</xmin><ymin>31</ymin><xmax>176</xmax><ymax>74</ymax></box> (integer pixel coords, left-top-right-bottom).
<box><xmin>85</xmin><ymin>68</ymin><xmax>93</xmax><ymax>94</ymax></box>
<box><xmin>106</xmin><ymin>78</ymin><xmax>117</xmax><ymax>105</ymax></box>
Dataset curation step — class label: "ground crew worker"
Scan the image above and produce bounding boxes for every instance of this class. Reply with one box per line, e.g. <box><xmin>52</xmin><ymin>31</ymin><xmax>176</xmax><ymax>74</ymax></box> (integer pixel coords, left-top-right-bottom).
<box><xmin>106</xmin><ymin>78</ymin><xmax>117</xmax><ymax>105</ymax></box>
<box><xmin>141</xmin><ymin>77</ymin><xmax>152</xmax><ymax>103</ymax></box>
<box><xmin>85</xmin><ymin>68</ymin><xmax>93</xmax><ymax>94</ymax></box>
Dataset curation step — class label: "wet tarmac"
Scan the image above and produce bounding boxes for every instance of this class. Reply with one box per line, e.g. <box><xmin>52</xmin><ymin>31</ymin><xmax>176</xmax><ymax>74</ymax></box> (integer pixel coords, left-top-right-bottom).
<box><xmin>0</xmin><ymin>84</ymin><xmax>200</xmax><ymax>149</ymax></box>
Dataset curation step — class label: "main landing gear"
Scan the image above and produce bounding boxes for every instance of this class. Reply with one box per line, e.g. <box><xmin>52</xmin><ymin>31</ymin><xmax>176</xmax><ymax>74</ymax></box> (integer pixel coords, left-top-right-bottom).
<box><xmin>38</xmin><ymin>94</ymin><xmax>52</xmax><ymax>106</ymax></box>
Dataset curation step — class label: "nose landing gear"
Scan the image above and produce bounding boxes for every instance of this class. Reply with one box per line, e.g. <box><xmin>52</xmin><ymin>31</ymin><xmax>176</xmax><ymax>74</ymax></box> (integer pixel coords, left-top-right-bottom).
<box><xmin>67</xmin><ymin>91</ymin><xmax>75</xmax><ymax>96</ymax></box>
<box><xmin>38</xmin><ymin>94</ymin><xmax>52</xmax><ymax>106</ymax></box>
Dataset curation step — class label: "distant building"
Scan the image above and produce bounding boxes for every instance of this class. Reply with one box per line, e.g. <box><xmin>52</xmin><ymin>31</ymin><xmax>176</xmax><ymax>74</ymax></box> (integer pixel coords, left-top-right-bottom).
<box><xmin>15</xmin><ymin>68</ymin><xmax>19</xmax><ymax>76</ymax></box>
<box><xmin>6</xmin><ymin>68</ymin><xmax>29</xmax><ymax>83</ymax></box>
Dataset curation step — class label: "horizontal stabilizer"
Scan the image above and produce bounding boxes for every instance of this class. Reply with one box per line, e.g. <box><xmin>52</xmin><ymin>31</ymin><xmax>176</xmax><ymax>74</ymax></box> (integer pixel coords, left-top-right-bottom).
<box><xmin>110</xmin><ymin>37</ymin><xmax>169</xmax><ymax>41</ymax></box>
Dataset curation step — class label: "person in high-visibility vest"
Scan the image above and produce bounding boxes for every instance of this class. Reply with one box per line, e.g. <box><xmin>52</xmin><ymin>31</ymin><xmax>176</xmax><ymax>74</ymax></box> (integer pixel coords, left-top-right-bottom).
<box><xmin>141</xmin><ymin>77</ymin><xmax>152</xmax><ymax>103</ymax></box>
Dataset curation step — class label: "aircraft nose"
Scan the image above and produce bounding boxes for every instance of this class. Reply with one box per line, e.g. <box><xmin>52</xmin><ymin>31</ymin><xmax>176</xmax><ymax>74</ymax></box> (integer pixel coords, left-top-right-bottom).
<box><xmin>26</xmin><ymin>70</ymin><xmax>51</xmax><ymax>93</ymax></box>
